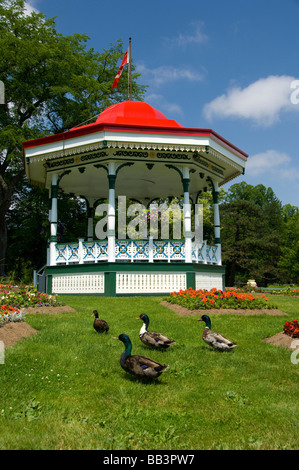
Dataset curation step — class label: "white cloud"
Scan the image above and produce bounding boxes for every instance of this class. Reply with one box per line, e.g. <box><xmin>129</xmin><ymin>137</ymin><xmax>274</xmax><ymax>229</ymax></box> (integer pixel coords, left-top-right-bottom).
<box><xmin>246</xmin><ymin>150</ymin><xmax>291</xmax><ymax>176</ymax></box>
<box><xmin>171</xmin><ymin>22</ymin><xmax>208</xmax><ymax>47</ymax></box>
<box><xmin>145</xmin><ymin>93</ymin><xmax>183</xmax><ymax>118</ymax></box>
<box><xmin>137</xmin><ymin>63</ymin><xmax>205</xmax><ymax>87</ymax></box>
<box><xmin>246</xmin><ymin>149</ymin><xmax>299</xmax><ymax>187</ymax></box>
<box><xmin>24</xmin><ymin>1</ymin><xmax>40</xmax><ymax>14</ymax></box>
<box><xmin>203</xmin><ymin>75</ymin><xmax>298</xmax><ymax>126</ymax></box>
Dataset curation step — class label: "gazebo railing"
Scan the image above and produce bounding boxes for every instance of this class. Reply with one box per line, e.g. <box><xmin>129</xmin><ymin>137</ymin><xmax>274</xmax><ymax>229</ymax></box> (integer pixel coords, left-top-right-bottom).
<box><xmin>52</xmin><ymin>239</ymin><xmax>221</xmax><ymax>266</ymax></box>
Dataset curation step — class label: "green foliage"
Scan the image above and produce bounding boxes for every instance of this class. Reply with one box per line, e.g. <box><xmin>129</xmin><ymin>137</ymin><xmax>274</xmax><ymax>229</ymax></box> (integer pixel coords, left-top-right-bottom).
<box><xmin>278</xmin><ymin>206</ymin><xmax>299</xmax><ymax>282</ymax></box>
<box><xmin>0</xmin><ymin>0</ymin><xmax>146</xmax><ymax>276</ymax></box>
<box><xmin>220</xmin><ymin>182</ymin><xmax>293</xmax><ymax>286</ymax></box>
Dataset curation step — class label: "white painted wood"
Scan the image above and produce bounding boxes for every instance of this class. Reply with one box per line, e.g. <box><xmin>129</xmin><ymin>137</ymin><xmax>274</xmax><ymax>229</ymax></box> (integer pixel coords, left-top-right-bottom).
<box><xmin>116</xmin><ymin>272</ymin><xmax>186</xmax><ymax>294</ymax></box>
<box><xmin>195</xmin><ymin>272</ymin><xmax>223</xmax><ymax>291</ymax></box>
<box><xmin>51</xmin><ymin>273</ymin><xmax>105</xmax><ymax>294</ymax></box>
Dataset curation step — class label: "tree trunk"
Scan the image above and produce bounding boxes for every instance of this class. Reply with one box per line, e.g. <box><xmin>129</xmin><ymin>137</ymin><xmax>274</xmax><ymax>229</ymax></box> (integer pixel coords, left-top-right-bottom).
<box><xmin>227</xmin><ymin>259</ymin><xmax>237</xmax><ymax>287</ymax></box>
<box><xmin>0</xmin><ymin>169</ymin><xmax>25</xmax><ymax>278</ymax></box>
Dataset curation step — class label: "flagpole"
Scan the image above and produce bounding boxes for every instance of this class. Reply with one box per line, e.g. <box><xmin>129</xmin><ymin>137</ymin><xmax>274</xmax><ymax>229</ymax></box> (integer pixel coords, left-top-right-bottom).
<box><xmin>129</xmin><ymin>37</ymin><xmax>132</xmax><ymax>101</ymax></box>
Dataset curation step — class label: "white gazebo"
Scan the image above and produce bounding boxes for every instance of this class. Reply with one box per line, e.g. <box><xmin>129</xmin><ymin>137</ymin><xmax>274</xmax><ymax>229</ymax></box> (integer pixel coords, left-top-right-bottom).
<box><xmin>23</xmin><ymin>100</ymin><xmax>248</xmax><ymax>296</ymax></box>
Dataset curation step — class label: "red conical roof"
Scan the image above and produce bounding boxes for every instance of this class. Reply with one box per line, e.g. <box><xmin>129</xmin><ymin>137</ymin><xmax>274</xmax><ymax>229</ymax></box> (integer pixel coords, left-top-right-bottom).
<box><xmin>95</xmin><ymin>100</ymin><xmax>184</xmax><ymax>128</ymax></box>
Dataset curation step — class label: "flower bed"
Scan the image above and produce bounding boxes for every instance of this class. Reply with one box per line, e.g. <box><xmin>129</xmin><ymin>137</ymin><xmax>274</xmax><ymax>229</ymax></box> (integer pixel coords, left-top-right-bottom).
<box><xmin>164</xmin><ymin>287</ymin><xmax>277</xmax><ymax>310</ymax></box>
<box><xmin>0</xmin><ymin>305</ymin><xmax>25</xmax><ymax>326</ymax></box>
<box><xmin>269</xmin><ymin>287</ymin><xmax>299</xmax><ymax>296</ymax></box>
<box><xmin>0</xmin><ymin>285</ymin><xmax>65</xmax><ymax>309</ymax></box>
<box><xmin>283</xmin><ymin>320</ymin><xmax>299</xmax><ymax>338</ymax></box>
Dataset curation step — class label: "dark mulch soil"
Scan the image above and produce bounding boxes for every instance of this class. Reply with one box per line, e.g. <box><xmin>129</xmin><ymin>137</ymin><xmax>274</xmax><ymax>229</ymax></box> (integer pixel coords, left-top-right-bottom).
<box><xmin>160</xmin><ymin>300</ymin><xmax>287</xmax><ymax>316</ymax></box>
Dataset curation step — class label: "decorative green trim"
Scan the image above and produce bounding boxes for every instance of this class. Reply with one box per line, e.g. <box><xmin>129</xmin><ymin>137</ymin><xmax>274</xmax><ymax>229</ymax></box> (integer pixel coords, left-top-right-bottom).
<box><xmin>108</xmin><ymin>174</ymin><xmax>116</xmax><ymax>190</ymax></box>
<box><xmin>186</xmin><ymin>272</ymin><xmax>195</xmax><ymax>290</ymax></box>
<box><xmin>182</xmin><ymin>177</ymin><xmax>190</xmax><ymax>193</ymax></box>
<box><xmin>212</xmin><ymin>191</ymin><xmax>219</xmax><ymax>204</ymax></box>
<box><xmin>58</xmin><ymin>170</ymin><xmax>71</xmax><ymax>185</ymax></box>
<box><xmin>165</xmin><ymin>164</ymin><xmax>191</xmax><ymax>194</ymax></box>
<box><xmin>46</xmin><ymin>262</ymin><xmax>225</xmax><ymax>275</ymax></box>
<box><xmin>51</xmin><ymin>185</ymin><xmax>58</xmax><ymax>198</ymax></box>
<box><xmin>47</xmin><ymin>275</ymin><xmax>53</xmax><ymax>294</ymax></box>
<box><xmin>87</xmin><ymin>206</ymin><xmax>94</xmax><ymax>218</ymax></box>
<box><xmin>165</xmin><ymin>164</ymin><xmax>183</xmax><ymax>182</ymax></box>
<box><xmin>94</xmin><ymin>163</ymin><xmax>108</xmax><ymax>173</ymax></box>
<box><xmin>115</xmin><ymin>162</ymin><xmax>134</xmax><ymax>176</ymax></box>
<box><xmin>104</xmin><ymin>271</ymin><xmax>116</xmax><ymax>296</ymax></box>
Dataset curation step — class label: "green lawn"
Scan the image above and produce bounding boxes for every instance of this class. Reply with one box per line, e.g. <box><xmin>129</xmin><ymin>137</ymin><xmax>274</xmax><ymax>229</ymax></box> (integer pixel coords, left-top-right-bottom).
<box><xmin>0</xmin><ymin>294</ymin><xmax>298</xmax><ymax>450</ymax></box>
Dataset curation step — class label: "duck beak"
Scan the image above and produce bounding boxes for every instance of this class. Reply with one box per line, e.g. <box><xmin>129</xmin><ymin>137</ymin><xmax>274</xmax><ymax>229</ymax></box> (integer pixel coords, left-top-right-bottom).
<box><xmin>136</xmin><ymin>317</ymin><xmax>141</xmax><ymax>320</ymax></box>
<box><xmin>112</xmin><ymin>337</ymin><xmax>119</xmax><ymax>340</ymax></box>
<box><xmin>198</xmin><ymin>319</ymin><xmax>203</xmax><ymax>321</ymax></box>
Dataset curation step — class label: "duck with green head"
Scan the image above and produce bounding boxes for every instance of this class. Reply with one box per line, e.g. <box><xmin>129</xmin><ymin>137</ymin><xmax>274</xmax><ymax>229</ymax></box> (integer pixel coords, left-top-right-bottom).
<box><xmin>114</xmin><ymin>334</ymin><xmax>169</xmax><ymax>380</ymax></box>
<box><xmin>137</xmin><ymin>313</ymin><xmax>175</xmax><ymax>349</ymax></box>
<box><xmin>198</xmin><ymin>314</ymin><xmax>238</xmax><ymax>351</ymax></box>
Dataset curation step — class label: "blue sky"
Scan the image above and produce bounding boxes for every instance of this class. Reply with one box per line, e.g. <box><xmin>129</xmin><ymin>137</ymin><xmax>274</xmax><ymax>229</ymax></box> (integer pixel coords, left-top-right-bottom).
<box><xmin>26</xmin><ymin>0</ymin><xmax>299</xmax><ymax>206</ymax></box>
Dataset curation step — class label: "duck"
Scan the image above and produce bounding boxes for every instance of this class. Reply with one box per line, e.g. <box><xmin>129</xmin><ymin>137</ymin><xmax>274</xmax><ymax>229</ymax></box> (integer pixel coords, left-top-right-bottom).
<box><xmin>114</xmin><ymin>334</ymin><xmax>169</xmax><ymax>381</ymax></box>
<box><xmin>198</xmin><ymin>314</ymin><xmax>238</xmax><ymax>351</ymax></box>
<box><xmin>137</xmin><ymin>313</ymin><xmax>175</xmax><ymax>349</ymax></box>
<box><xmin>92</xmin><ymin>310</ymin><xmax>109</xmax><ymax>334</ymax></box>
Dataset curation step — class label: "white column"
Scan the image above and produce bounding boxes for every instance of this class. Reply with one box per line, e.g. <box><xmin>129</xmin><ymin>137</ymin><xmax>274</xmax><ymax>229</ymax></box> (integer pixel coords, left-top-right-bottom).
<box><xmin>183</xmin><ymin>167</ymin><xmax>192</xmax><ymax>263</ymax></box>
<box><xmin>49</xmin><ymin>173</ymin><xmax>58</xmax><ymax>266</ymax></box>
<box><xmin>212</xmin><ymin>180</ymin><xmax>222</xmax><ymax>265</ymax></box>
<box><xmin>108</xmin><ymin>162</ymin><xmax>116</xmax><ymax>262</ymax></box>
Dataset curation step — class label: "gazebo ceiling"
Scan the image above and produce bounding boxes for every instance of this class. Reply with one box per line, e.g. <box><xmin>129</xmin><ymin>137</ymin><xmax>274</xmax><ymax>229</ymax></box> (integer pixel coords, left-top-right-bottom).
<box><xmin>23</xmin><ymin>100</ymin><xmax>248</xmax><ymax>200</ymax></box>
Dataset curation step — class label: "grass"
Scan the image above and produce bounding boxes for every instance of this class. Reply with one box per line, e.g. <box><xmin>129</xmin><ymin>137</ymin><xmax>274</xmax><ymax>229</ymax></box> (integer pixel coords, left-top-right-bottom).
<box><xmin>0</xmin><ymin>294</ymin><xmax>298</xmax><ymax>450</ymax></box>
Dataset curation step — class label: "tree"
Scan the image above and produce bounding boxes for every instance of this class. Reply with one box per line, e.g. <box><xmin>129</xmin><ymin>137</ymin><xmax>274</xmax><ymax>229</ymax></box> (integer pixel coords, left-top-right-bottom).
<box><xmin>278</xmin><ymin>205</ymin><xmax>299</xmax><ymax>283</ymax></box>
<box><xmin>0</xmin><ymin>0</ymin><xmax>146</xmax><ymax>277</ymax></box>
<box><xmin>220</xmin><ymin>182</ymin><xmax>284</xmax><ymax>286</ymax></box>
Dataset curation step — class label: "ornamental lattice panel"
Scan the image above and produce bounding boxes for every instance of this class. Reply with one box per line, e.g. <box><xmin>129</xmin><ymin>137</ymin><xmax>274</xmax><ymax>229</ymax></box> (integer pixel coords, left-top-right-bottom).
<box><xmin>116</xmin><ymin>272</ymin><xmax>186</xmax><ymax>294</ymax></box>
<box><xmin>52</xmin><ymin>273</ymin><xmax>105</xmax><ymax>293</ymax></box>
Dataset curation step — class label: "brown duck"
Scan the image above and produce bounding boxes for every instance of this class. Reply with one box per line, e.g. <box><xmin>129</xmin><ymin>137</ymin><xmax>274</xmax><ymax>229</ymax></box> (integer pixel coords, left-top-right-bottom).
<box><xmin>198</xmin><ymin>315</ymin><xmax>237</xmax><ymax>351</ymax></box>
<box><xmin>137</xmin><ymin>313</ymin><xmax>175</xmax><ymax>349</ymax></box>
<box><xmin>114</xmin><ymin>334</ymin><xmax>169</xmax><ymax>381</ymax></box>
<box><xmin>92</xmin><ymin>310</ymin><xmax>109</xmax><ymax>334</ymax></box>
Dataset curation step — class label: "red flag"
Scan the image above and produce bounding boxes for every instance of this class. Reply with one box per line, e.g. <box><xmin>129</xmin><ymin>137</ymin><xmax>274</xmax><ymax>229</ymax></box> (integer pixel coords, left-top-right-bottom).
<box><xmin>111</xmin><ymin>48</ymin><xmax>129</xmax><ymax>90</ymax></box>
